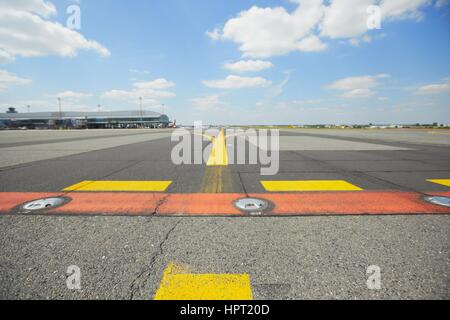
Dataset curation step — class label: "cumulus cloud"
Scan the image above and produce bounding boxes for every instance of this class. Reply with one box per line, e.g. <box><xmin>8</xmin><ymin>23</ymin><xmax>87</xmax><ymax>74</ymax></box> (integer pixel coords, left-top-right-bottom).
<box><xmin>208</xmin><ymin>0</ymin><xmax>441</xmax><ymax>57</ymax></box>
<box><xmin>223</xmin><ymin>60</ymin><xmax>273</xmax><ymax>72</ymax></box>
<box><xmin>321</xmin><ymin>0</ymin><xmax>434</xmax><ymax>38</ymax></box>
<box><xmin>209</xmin><ymin>0</ymin><xmax>325</xmax><ymax>57</ymax></box>
<box><xmin>349</xmin><ymin>35</ymin><xmax>372</xmax><ymax>47</ymax></box>
<box><xmin>321</xmin><ymin>0</ymin><xmax>373</xmax><ymax>38</ymax></box>
<box><xmin>54</xmin><ymin>91</ymin><xmax>92</xmax><ymax>100</ymax></box>
<box><xmin>0</xmin><ymin>69</ymin><xmax>31</xmax><ymax>91</ymax></box>
<box><xmin>129</xmin><ymin>69</ymin><xmax>150</xmax><ymax>75</ymax></box>
<box><xmin>0</xmin><ymin>50</ymin><xmax>15</xmax><ymax>64</ymax></box>
<box><xmin>102</xmin><ymin>78</ymin><xmax>176</xmax><ymax>101</ymax></box>
<box><xmin>381</xmin><ymin>0</ymin><xmax>433</xmax><ymax>21</ymax></box>
<box><xmin>327</xmin><ymin>74</ymin><xmax>390</xmax><ymax>98</ymax></box>
<box><xmin>0</xmin><ymin>0</ymin><xmax>110</xmax><ymax>64</ymax></box>
<box><xmin>415</xmin><ymin>83</ymin><xmax>450</xmax><ymax>95</ymax></box>
<box><xmin>341</xmin><ymin>88</ymin><xmax>376</xmax><ymax>98</ymax></box>
<box><xmin>296</xmin><ymin>35</ymin><xmax>328</xmax><ymax>51</ymax></box>
<box><xmin>202</xmin><ymin>75</ymin><xmax>271</xmax><ymax>89</ymax></box>
<box><xmin>0</xmin><ymin>0</ymin><xmax>57</xmax><ymax>18</ymax></box>
<box><xmin>191</xmin><ymin>95</ymin><xmax>225</xmax><ymax>111</ymax></box>
<box><xmin>133</xmin><ymin>79</ymin><xmax>175</xmax><ymax>90</ymax></box>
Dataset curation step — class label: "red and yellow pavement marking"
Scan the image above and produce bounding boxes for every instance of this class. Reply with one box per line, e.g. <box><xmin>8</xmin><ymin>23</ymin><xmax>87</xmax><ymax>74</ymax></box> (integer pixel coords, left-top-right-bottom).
<box><xmin>261</xmin><ymin>180</ymin><xmax>363</xmax><ymax>192</ymax></box>
<box><xmin>1</xmin><ymin>191</ymin><xmax>449</xmax><ymax>216</ymax></box>
<box><xmin>257</xmin><ymin>191</ymin><xmax>450</xmax><ymax>215</ymax></box>
<box><xmin>63</xmin><ymin>180</ymin><xmax>172</xmax><ymax>192</ymax></box>
<box><xmin>154</xmin><ymin>262</ymin><xmax>253</xmax><ymax>300</ymax></box>
<box><xmin>427</xmin><ymin>179</ymin><xmax>450</xmax><ymax>187</ymax></box>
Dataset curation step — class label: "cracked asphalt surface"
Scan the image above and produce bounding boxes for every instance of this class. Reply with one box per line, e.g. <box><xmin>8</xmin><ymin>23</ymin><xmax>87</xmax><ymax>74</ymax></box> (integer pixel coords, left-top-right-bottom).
<box><xmin>0</xmin><ymin>128</ymin><xmax>449</xmax><ymax>299</ymax></box>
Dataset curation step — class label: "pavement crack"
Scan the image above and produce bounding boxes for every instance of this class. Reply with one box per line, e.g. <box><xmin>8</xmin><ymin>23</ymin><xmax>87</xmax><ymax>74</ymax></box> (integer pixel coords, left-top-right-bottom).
<box><xmin>149</xmin><ymin>166</ymin><xmax>183</xmax><ymax>215</ymax></box>
<box><xmin>128</xmin><ymin>218</ymin><xmax>181</xmax><ymax>300</ymax></box>
<box><xmin>237</xmin><ymin>171</ymin><xmax>250</xmax><ymax>197</ymax></box>
<box><xmin>152</xmin><ymin>194</ymin><xmax>171</xmax><ymax>215</ymax></box>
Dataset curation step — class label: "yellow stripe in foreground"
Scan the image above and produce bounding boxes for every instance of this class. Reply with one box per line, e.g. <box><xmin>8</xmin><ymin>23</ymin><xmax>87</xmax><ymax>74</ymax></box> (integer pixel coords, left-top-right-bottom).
<box><xmin>154</xmin><ymin>262</ymin><xmax>253</xmax><ymax>300</ymax></box>
<box><xmin>63</xmin><ymin>180</ymin><xmax>172</xmax><ymax>192</ymax></box>
<box><xmin>261</xmin><ymin>180</ymin><xmax>363</xmax><ymax>192</ymax></box>
<box><xmin>427</xmin><ymin>179</ymin><xmax>450</xmax><ymax>187</ymax></box>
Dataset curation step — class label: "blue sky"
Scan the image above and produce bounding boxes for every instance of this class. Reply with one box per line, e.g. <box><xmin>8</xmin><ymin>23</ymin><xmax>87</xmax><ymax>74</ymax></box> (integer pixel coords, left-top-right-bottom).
<box><xmin>0</xmin><ymin>0</ymin><xmax>449</xmax><ymax>124</ymax></box>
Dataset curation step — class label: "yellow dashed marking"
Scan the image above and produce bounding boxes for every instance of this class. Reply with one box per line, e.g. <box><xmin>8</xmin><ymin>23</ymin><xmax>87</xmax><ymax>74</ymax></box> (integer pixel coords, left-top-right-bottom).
<box><xmin>63</xmin><ymin>180</ymin><xmax>172</xmax><ymax>192</ymax></box>
<box><xmin>261</xmin><ymin>180</ymin><xmax>363</xmax><ymax>192</ymax></box>
<box><xmin>427</xmin><ymin>179</ymin><xmax>450</xmax><ymax>187</ymax></box>
<box><xmin>206</xmin><ymin>129</ymin><xmax>228</xmax><ymax>166</ymax></box>
<box><xmin>154</xmin><ymin>262</ymin><xmax>253</xmax><ymax>300</ymax></box>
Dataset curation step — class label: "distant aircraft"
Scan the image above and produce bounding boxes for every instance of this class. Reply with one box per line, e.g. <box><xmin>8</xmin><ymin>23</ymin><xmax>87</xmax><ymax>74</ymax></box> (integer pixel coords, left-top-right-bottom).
<box><xmin>169</xmin><ymin>119</ymin><xmax>177</xmax><ymax>128</ymax></box>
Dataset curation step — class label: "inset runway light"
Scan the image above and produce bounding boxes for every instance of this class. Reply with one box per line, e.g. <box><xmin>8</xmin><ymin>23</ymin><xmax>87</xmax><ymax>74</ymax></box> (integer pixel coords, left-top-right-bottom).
<box><xmin>17</xmin><ymin>197</ymin><xmax>70</xmax><ymax>214</ymax></box>
<box><xmin>234</xmin><ymin>197</ymin><xmax>271</xmax><ymax>215</ymax></box>
<box><xmin>424</xmin><ymin>196</ymin><xmax>450</xmax><ymax>207</ymax></box>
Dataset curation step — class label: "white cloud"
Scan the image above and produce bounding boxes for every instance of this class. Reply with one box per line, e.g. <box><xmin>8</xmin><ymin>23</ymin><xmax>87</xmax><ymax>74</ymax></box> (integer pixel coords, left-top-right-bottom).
<box><xmin>349</xmin><ymin>35</ymin><xmax>372</xmax><ymax>47</ymax></box>
<box><xmin>0</xmin><ymin>49</ymin><xmax>15</xmax><ymax>64</ymax></box>
<box><xmin>327</xmin><ymin>74</ymin><xmax>389</xmax><ymax>90</ymax></box>
<box><xmin>296</xmin><ymin>35</ymin><xmax>327</xmax><ymax>51</ymax></box>
<box><xmin>321</xmin><ymin>0</ymin><xmax>433</xmax><ymax>39</ymax></box>
<box><xmin>321</xmin><ymin>0</ymin><xmax>373</xmax><ymax>39</ymax></box>
<box><xmin>0</xmin><ymin>0</ymin><xmax>57</xmax><ymax>18</ymax></box>
<box><xmin>202</xmin><ymin>75</ymin><xmax>271</xmax><ymax>89</ymax></box>
<box><xmin>206</xmin><ymin>28</ymin><xmax>221</xmax><ymax>41</ymax></box>
<box><xmin>209</xmin><ymin>0</ymin><xmax>440</xmax><ymax>57</ymax></box>
<box><xmin>0</xmin><ymin>0</ymin><xmax>110</xmax><ymax>64</ymax></box>
<box><xmin>102</xmin><ymin>89</ymin><xmax>174</xmax><ymax>100</ymax></box>
<box><xmin>415</xmin><ymin>83</ymin><xmax>450</xmax><ymax>95</ymax></box>
<box><xmin>102</xmin><ymin>78</ymin><xmax>176</xmax><ymax>101</ymax></box>
<box><xmin>381</xmin><ymin>0</ymin><xmax>433</xmax><ymax>21</ymax></box>
<box><xmin>213</xmin><ymin>0</ymin><xmax>325</xmax><ymax>58</ymax></box>
<box><xmin>191</xmin><ymin>95</ymin><xmax>224</xmax><ymax>111</ymax></box>
<box><xmin>223</xmin><ymin>60</ymin><xmax>273</xmax><ymax>72</ymax></box>
<box><xmin>133</xmin><ymin>78</ymin><xmax>175</xmax><ymax>90</ymax></box>
<box><xmin>0</xmin><ymin>69</ymin><xmax>31</xmax><ymax>91</ymax></box>
<box><xmin>54</xmin><ymin>91</ymin><xmax>92</xmax><ymax>100</ymax></box>
<box><xmin>129</xmin><ymin>69</ymin><xmax>150</xmax><ymax>75</ymax></box>
<box><xmin>327</xmin><ymin>74</ymin><xmax>390</xmax><ymax>98</ymax></box>
<box><xmin>341</xmin><ymin>88</ymin><xmax>376</xmax><ymax>98</ymax></box>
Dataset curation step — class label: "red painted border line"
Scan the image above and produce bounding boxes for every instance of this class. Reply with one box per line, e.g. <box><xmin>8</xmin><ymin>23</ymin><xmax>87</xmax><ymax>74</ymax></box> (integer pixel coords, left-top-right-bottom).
<box><xmin>0</xmin><ymin>191</ymin><xmax>449</xmax><ymax>216</ymax></box>
<box><xmin>257</xmin><ymin>192</ymin><xmax>450</xmax><ymax>215</ymax></box>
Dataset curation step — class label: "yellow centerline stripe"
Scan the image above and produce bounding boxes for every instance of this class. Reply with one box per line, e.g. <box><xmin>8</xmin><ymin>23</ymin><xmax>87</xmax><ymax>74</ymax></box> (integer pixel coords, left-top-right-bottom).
<box><xmin>261</xmin><ymin>180</ymin><xmax>363</xmax><ymax>192</ymax></box>
<box><xmin>199</xmin><ymin>167</ymin><xmax>233</xmax><ymax>193</ymax></box>
<box><xmin>63</xmin><ymin>180</ymin><xmax>172</xmax><ymax>192</ymax></box>
<box><xmin>206</xmin><ymin>128</ymin><xmax>228</xmax><ymax>166</ymax></box>
<box><xmin>427</xmin><ymin>179</ymin><xmax>450</xmax><ymax>187</ymax></box>
<box><xmin>154</xmin><ymin>262</ymin><xmax>253</xmax><ymax>300</ymax></box>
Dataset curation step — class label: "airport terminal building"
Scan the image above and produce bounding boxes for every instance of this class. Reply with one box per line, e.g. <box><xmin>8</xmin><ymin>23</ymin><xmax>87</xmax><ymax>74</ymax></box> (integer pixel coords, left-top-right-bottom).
<box><xmin>0</xmin><ymin>110</ymin><xmax>170</xmax><ymax>129</ymax></box>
